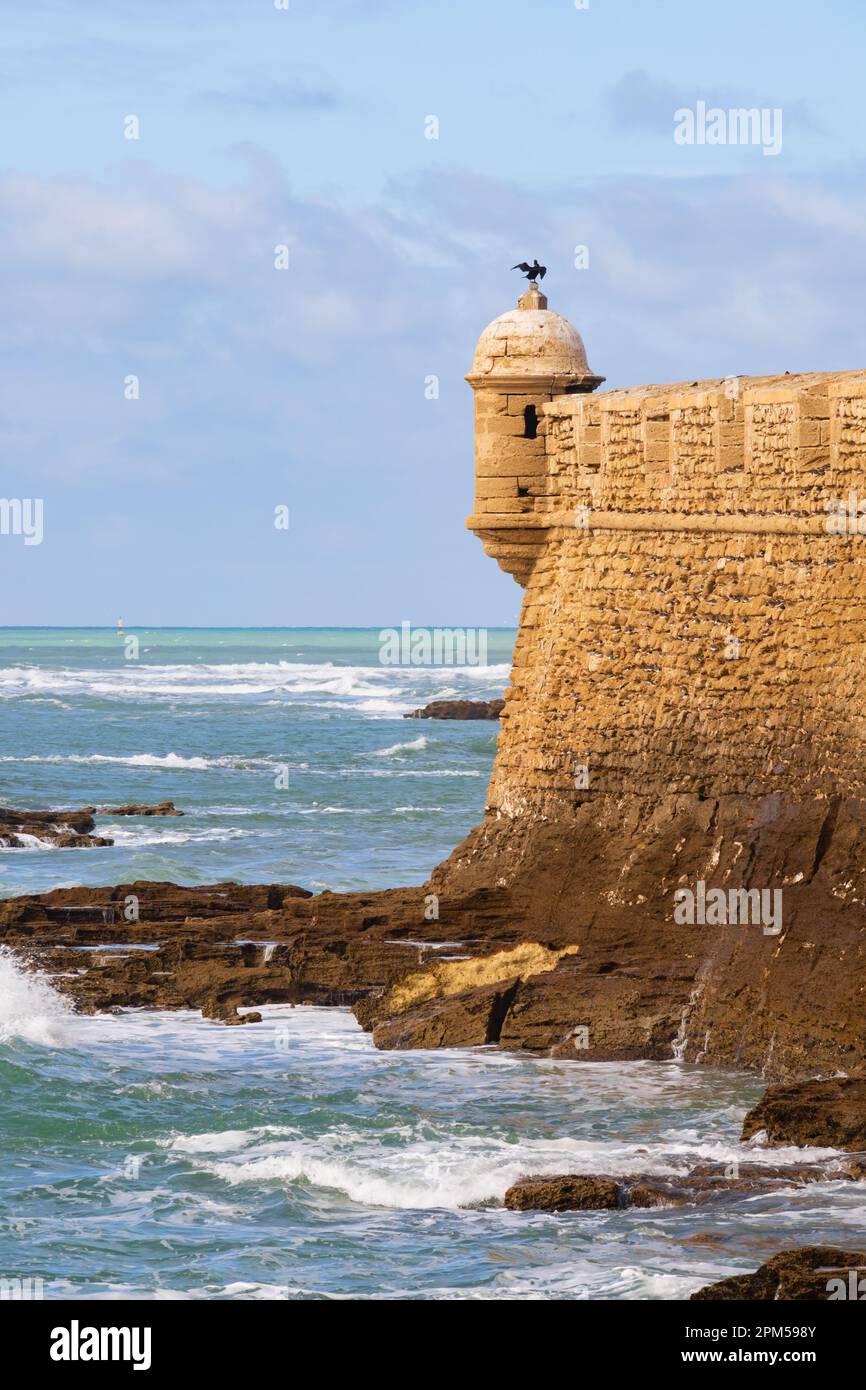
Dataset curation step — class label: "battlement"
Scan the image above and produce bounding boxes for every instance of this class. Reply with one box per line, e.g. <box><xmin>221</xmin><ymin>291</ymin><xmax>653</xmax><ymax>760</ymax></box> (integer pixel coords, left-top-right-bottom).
<box><xmin>469</xmin><ymin>366</ymin><xmax>866</xmax><ymax>583</ymax></box>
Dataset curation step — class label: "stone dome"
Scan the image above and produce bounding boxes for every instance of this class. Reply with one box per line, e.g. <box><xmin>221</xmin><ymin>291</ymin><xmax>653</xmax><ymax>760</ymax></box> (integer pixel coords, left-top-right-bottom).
<box><xmin>468</xmin><ymin>283</ymin><xmax>603</xmax><ymax>390</ymax></box>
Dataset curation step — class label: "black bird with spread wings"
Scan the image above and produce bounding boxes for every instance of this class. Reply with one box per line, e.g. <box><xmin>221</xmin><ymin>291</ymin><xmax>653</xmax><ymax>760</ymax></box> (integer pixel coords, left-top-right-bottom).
<box><xmin>512</xmin><ymin>259</ymin><xmax>546</xmax><ymax>282</ymax></box>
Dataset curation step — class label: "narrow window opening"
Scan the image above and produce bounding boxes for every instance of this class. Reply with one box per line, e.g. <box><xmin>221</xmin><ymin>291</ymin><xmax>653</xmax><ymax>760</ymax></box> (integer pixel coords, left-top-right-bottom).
<box><xmin>523</xmin><ymin>404</ymin><xmax>538</xmax><ymax>439</ymax></box>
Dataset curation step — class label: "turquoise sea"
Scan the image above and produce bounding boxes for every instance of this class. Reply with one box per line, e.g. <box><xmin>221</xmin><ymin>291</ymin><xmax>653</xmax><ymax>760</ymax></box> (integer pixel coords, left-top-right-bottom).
<box><xmin>0</xmin><ymin>629</ymin><xmax>862</xmax><ymax>1300</ymax></box>
<box><xmin>0</xmin><ymin>627</ymin><xmax>513</xmax><ymax>896</ymax></box>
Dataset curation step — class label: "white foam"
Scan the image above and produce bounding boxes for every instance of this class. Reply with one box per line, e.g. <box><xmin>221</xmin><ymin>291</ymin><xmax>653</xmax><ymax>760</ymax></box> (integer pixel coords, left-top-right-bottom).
<box><xmin>0</xmin><ymin>660</ymin><xmax>512</xmax><ymax>707</ymax></box>
<box><xmin>0</xmin><ymin>947</ymin><xmax>72</xmax><ymax>1046</ymax></box>
<box><xmin>102</xmin><ymin>825</ymin><xmax>255</xmax><ymax>847</ymax></box>
<box><xmin>0</xmin><ymin>752</ymin><xmax>221</xmax><ymax>769</ymax></box>
<box><xmin>2</xmin><ymin>831</ymin><xmax>56</xmax><ymax>851</ymax></box>
<box><xmin>180</xmin><ymin>1122</ymin><xmax>832</xmax><ymax>1213</ymax></box>
<box><xmin>370</xmin><ymin>736</ymin><xmax>430</xmax><ymax>757</ymax></box>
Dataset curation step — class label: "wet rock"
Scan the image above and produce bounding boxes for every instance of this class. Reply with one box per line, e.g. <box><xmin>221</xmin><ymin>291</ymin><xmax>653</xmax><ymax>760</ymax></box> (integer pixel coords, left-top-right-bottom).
<box><xmin>504</xmin><ymin>1156</ymin><xmax>865</xmax><ymax>1214</ymax></box>
<box><xmin>403</xmin><ymin>699</ymin><xmax>504</xmax><ymax>720</ymax></box>
<box><xmin>3</xmin><ymin>882</ymin><xmax>525</xmax><ymax>1032</ymax></box>
<box><xmin>505</xmin><ymin>1175</ymin><xmax>623</xmax><ymax>1211</ymax></box>
<box><xmin>371</xmin><ymin>978</ymin><xmax>519</xmax><ymax>1050</ymax></box>
<box><xmin>430</xmin><ymin>793</ymin><xmax>866</xmax><ymax>1078</ymax></box>
<box><xmin>98</xmin><ymin>802</ymin><xmax>184</xmax><ymax>816</ymax></box>
<box><xmin>690</xmin><ymin>1246</ymin><xmax>866</xmax><ymax>1300</ymax></box>
<box><xmin>741</xmin><ymin>1078</ymin><xmax>866</xmax><ymax>1152</ymax></box>
<box><xmin>626</xmin><ymin>1180</ymin><xmax>689</xmax><ymax>1208</ymax></box>
<box><xmin>53</xmin><ymin>832</ymin><xmax>114</xmax><ymax>848</ymax></box>
<box><xmin>0</xmin><ymin>807</ymin><xmax>112</xmax><ymax>849</ymax></box>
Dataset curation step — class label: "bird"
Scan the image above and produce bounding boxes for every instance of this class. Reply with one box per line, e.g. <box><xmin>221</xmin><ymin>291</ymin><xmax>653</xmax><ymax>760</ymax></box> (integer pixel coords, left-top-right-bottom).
<box><xmin>512</xmin><ymin>259</ymin><xmax>546</xmax><ymax>282</ymax></box>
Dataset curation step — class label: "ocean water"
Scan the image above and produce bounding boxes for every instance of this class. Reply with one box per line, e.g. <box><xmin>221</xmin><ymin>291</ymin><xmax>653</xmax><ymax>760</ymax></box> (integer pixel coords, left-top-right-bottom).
<box><xmin>0</xmin><ymin>627</ymin><xmax>513</xmax><ymax>895</ymax></box>
<box><xmin>1</xmin><ymin>629</ymin><xmax>863</xmax><ymax>1301</ymax></box>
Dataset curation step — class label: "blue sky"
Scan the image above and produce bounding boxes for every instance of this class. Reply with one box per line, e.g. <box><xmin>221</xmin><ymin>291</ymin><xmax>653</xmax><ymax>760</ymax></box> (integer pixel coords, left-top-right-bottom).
<box><xmin>2</xmin><ymin>0</ymin><xmax>865</xmax><ymax>626</ymax></box>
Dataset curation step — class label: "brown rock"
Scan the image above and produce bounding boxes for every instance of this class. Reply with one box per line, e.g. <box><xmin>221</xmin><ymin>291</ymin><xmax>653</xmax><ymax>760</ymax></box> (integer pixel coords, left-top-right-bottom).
<box><xmin>99</xmin><ymin>802</ymin><xmax>184</xmax><ymax>817</ymax></box>
<box><xmin>403</xmin><ymin>699</ymin><xmax>504</xmax><ymax>720</ymax></box>
<box><xmin>0</xmin><ymin>807</ymin><xmax>112</xmax><ymax>849</ymax></box>
<box><xmin>505</xmin><ymin>1175</ymin><xmax>622</xmax><ymax>1211</ymax></box>
<box><xmin>502</xmin><ymin>1156</ymin><xmax>863</xmax><ymax>1215</ymax></box>
<box><xmin>741</xmin><ymin>1079</ymin><xmax>866</xmax><ymax>1151</ymax></box>
<box><xmin>627</xmin><ymin>1180</ymin><xmax>689</xmax><ymax>1208</ymax></box>
<box><xmin>371</xmin><ymin>978</ymin><xmax>519</xmax><ymax>1050</ymax></box>
<box><xmin>53</xmin><ymin>833</ymin><xmax>114</xmax><ymax>849</ymax></box>
<box><xmin>690</xmin><ymin>1246</ymin><xmax>866</xmax><ymax>1300</ymax></box>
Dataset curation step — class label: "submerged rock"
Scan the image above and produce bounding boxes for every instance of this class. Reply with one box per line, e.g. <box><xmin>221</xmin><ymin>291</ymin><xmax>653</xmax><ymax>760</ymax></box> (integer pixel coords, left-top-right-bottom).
<box><xmin>98</xmin><ymin>802</ymin><xmax>184</xmax><ymax>817</ymax></box>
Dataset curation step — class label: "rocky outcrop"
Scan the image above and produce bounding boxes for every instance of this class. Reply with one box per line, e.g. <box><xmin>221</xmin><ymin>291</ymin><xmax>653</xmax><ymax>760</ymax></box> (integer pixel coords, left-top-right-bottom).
<box><xmin>0</xmin><ymin>802</ymin><xmax>184</xmax><ymax>847</ymax></box>
<box><xmin>0</xmin><ymin>880</ymin><xmax>534</xmax><ymax>1028</ymax></box>
<box><xmin>742</xmin><ymin>1079</ymin><xmax>866</xmax><ymax>1151</ymax></box>
<box><xmin>504</xmin><ymin>1158</ymin><xmax>865</xmax><ymax>1213</ymax></box>
<box><xmin>0</xmin><ymin>808</ymin><xmax>113</xmax><ymax>849</ymax></box>
<box><xmin>372</xmin><ymin>978</ymin><xmax>519</xmax><ymax>1050</ymax></box>
<box><xmin>506</xmin><ymin>1175</ymin><xmax>623</xmax><ymax>1211</ymax></box>
<box><xmin>403</xmin><ymin>699</ymin><xmax>504</xmax><ymax>720</ymax></box>
<box><xmin>428</xmin><ymin>792</ymin><xmax>866</xmax><ymax>1077</ymax></box>
<box><xmin>690</xmin><ymin>1247</ymin><xmax>866</xmax><ymax>1301</ymax></box>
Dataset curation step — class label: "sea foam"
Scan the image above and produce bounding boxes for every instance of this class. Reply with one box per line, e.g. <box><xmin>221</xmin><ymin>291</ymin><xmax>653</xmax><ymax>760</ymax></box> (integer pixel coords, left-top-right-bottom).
<box><xmin>0</xmin><ymin>947</ymin><xmax>72</xmax><ymax>1046</ymax></box>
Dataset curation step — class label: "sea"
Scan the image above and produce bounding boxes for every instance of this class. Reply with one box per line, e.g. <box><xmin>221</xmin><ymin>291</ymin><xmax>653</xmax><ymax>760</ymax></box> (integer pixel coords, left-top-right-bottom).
<box><xmin>0</xmin><ymin>628</ymin><xmax>861</xmax><ymax>1301</ymax></box>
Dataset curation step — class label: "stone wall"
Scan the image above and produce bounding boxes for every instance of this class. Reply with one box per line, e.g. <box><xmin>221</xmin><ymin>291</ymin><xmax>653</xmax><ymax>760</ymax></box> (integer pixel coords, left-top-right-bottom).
<box><xmin>450</xmin><ymin>369</ymin><xmax>866</xmax><ymax>1079</ymax></box>
<box><xmin>469</xmin><ymin>371</ymin><xmax>866</xmax><ymax>814</ymax></box>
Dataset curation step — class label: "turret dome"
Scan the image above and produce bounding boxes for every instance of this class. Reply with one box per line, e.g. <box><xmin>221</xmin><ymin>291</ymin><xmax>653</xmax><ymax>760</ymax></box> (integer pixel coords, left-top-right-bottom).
<box><xmin>467</xmin><ymin>283</ymin><xmax>604</xmax><ymax>392</ymax></box>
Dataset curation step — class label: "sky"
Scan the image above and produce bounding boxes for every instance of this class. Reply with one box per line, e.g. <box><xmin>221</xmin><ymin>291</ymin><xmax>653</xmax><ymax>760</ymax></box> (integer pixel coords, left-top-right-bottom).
<box><xmin>2</xmin><ymin>0</ymin><xmax>865</xmax><ymax>626</ymax></box>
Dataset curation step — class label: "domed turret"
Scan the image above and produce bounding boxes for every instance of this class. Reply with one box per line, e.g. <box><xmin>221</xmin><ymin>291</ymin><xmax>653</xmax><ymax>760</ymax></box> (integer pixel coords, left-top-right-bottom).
<box><xmin>465</xmin><ymin>284</ymin><xmax>604</xmax><ymax>585</ymax></box>
<box><xmin>468</xmin><ymin>283</ymin><xmax>602</xmax><ymax>391</ymax></box>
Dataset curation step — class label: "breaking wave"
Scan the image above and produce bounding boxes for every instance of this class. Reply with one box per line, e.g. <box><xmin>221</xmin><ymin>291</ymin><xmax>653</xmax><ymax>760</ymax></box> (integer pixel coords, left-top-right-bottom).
<box><xmin>0</xmin><ymin>947</ymin><xmax>72</xmax><ymax>1046</ymax></box>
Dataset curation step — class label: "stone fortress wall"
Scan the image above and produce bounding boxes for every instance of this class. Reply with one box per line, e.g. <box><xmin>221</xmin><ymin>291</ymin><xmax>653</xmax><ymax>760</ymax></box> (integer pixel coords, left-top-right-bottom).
<box><xmin>467</xmin><ymin>289</ymin><xmax>866</xmax><ymax>817</ymax></box>
<box><xmin>443</xmin><ymin>286</ymin><xmax>866</xmax><ymax>1077</ymax></box>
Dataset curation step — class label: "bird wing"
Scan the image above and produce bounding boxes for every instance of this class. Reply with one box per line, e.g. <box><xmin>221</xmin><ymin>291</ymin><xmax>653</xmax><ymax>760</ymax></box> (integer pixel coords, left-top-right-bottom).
<box><xmin>512</xmin><ymin>262</ymin><xmax>531</xmax><ymax>272</ymax></box>
<box><xmin>539</xmin><ymin>266</ymin><xmax>547</xmax><ymax>279</ymax></box>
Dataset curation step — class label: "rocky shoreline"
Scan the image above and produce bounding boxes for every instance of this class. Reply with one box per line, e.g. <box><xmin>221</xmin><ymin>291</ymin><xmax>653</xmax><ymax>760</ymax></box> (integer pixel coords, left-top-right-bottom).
<box><xmin>4</xmin><ymin>873</ymin><xmax>866</xmax><ymax>1297</ymax></box>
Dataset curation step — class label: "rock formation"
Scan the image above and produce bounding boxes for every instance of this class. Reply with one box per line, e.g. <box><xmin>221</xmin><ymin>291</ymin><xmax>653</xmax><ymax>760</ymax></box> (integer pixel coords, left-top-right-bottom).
<box><xmin>403</xmin><ymin>699</ymin><xmax>504</xmax><ymax>720</ymax></box>
<box><xmin>0</xmin><ymin>808</ymin><xmax>113</xmax><ymax>849</ymax></box>
<box><xmin>504</xmin><ymin>1159</ymin><xmax>866</xmax><ymax>1213</ymax></box>
<box><xmin>0</xmin><ymin>802</ymin><xmax>184</xmax><ymax>848</ymax></box>
<box><xmin>741</xmin><ymin>1078</ymin><xmax>866</xmax><ymax>1151</ymax></box>
<box><xmin>690</xmin><ymin>1247</ymin><xmax>866</xmax><ymax>1301</ymax></box>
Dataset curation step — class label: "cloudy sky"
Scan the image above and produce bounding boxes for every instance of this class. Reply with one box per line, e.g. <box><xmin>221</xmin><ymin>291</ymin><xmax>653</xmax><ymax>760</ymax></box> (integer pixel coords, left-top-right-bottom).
<box><xmin>3</xmin><ymin>0</ymin><xmax>864</xmax><ymax>626</ymax></box>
